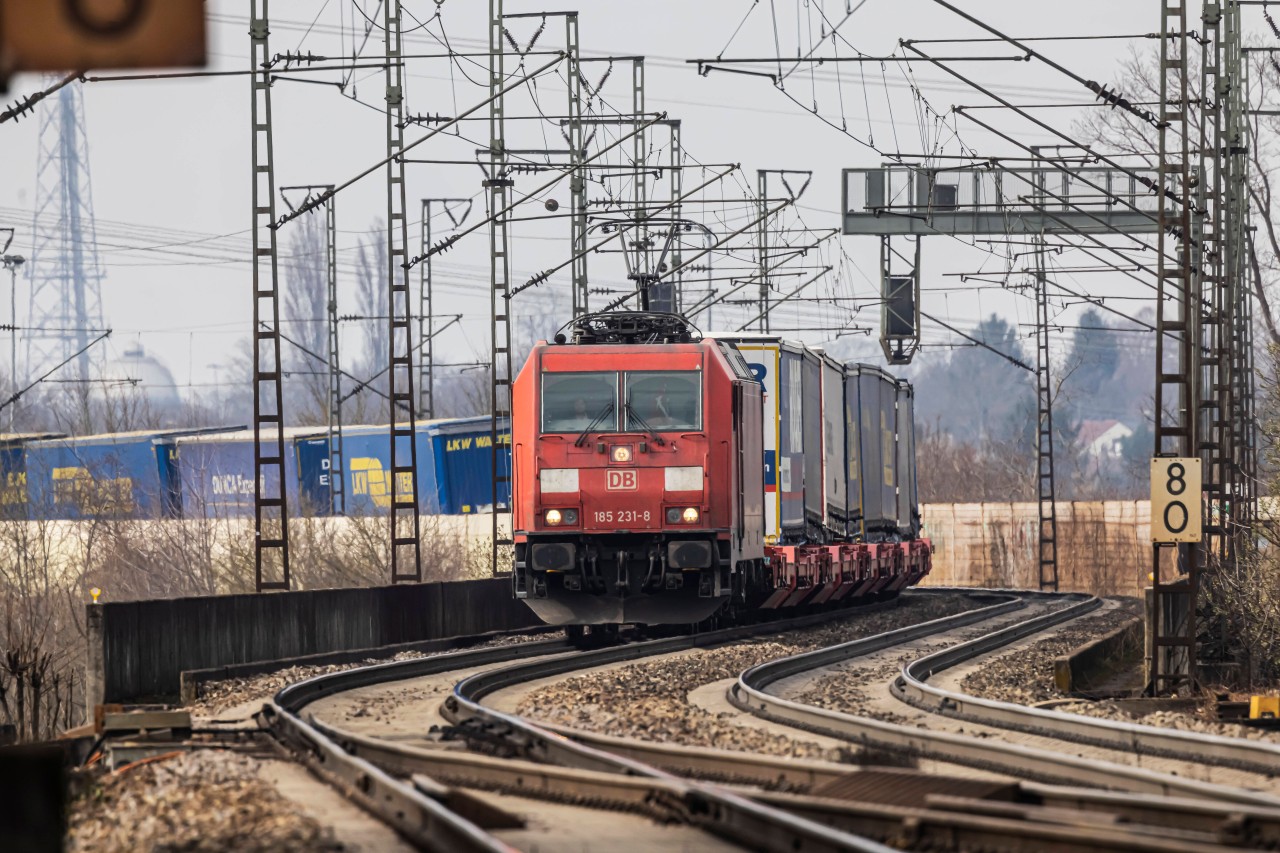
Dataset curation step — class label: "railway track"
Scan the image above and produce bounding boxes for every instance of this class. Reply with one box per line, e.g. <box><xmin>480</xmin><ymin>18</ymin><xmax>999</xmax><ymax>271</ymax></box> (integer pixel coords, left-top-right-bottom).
<box><xmin>732</xmin><ymin>591</ymin><xmax>1280</xmax><ymax>800</ymax></box>
<box><xmin>267</xmin><ymin>603</ymin><xmax>905</xmax><ymax>852</ymax></box>
<box><xmin>260</xmin><ymin>589</ymin><xmax>1280</xmax><ymax>851</ymax></box>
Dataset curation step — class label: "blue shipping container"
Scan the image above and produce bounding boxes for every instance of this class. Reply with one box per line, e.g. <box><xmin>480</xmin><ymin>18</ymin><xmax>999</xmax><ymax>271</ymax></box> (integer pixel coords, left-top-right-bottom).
<box><xmin>295</xmin><ymin>418</ymin><xmax>512</xmax><ymax>516</ymax></box>
<box><xmin>295</xmin><ymin>434</ymin><xmax>333</xmax><ymax>513</ymax></box>
<box><xmin>429</xmin><ymin>416</ymin><xmax>511</xmax><ymax>514</ymax></box>
<box><xmin>0</xmin><ymin>433</ymin><xmax>64</xmax><ymax>517</ymax></box>
<box><xmin>168</xmin><ymin>427</ymin><xmax>323</xmax><ymax>518</ymax></box>
<box><xmin>25</xmin><ymin>428</ymin><xmax>234</xmax><ymax>519</ymax></box>
<box><xmin>336</xmin><ymin>423</ymin><xmax>441</xmax><ymax>516</ymax></box>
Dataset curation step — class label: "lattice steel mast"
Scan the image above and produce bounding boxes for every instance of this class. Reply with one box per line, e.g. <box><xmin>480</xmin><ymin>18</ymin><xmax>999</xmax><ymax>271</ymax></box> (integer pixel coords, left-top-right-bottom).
<box><xmin>1031</xmin><ymin>155</ymin><xmax>1059</xmax><ymax>592</ymax></box>
<box><xmin>385</xmin><ymin>0</ymin><xmax>422</xmax><ymax>583</ymax></box>
<box><xmin>1229</xmin><ymin>2</ymin><xmax>1257</xmax><ymax>533</ymax></box>
<box><xmin>250</xmin><ymin>0</ymin><xmax>290</xmax><ymax>591</ymax></box>
<box><xmin>489</xmin><ymin>0</ymin><xmax>515</xmax><ymax>575</ymax></box>
<box><xmin>1150</xmin><ymin>0</ymin><xmax>1199</xmax><ymax>692</ymax></box>
<box><xmin>1196</xmin><ymin>1</ymin><xmax>1230</xmax><ymax>672</ymax></box>
<box><xmin>566</xmin><ymin>14</ymin><xmax>589</xmax><ymax>318</ymax></box>
<box><xmin>668</xmin><ymin>120</ymin><xmax>684</xmax><ymax>314</ymax></box>
<box><xmin>27</xmin><ymin>82</ymin><xmax>105</xmax><ymax>388</ymax></box>
<box><xmin>322</xmin><ymin>189</ymin><xmax>344</xmax><ymax>516</ymax></box>
<box><xmin>282</xmin><ymin>183</ymin><xmax>344</xmax><ymax>516</ymax></box>
<box><xmin>756</xmin><ymin>170</ymin><xmax>771</xmax><ymax>331</ymax></box>
<box><xmin>630</xmin><ymin>58</ymin><xmax>653</xmax><ymax>309</ymax></box>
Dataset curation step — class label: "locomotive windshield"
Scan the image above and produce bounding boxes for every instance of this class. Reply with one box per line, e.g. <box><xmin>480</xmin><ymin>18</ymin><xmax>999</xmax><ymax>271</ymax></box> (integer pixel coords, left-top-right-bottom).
<box><xmin>541</xmin><ymin>370</ymin><xmax>701</xmax><ymax>433</ymax></box>
<box><xmin>542</xmin><ymin>372</ymin><xmax>619</xmax><ymax>433</ymax></box>
<box><xmin>625</xmin><ymin>371</ymin><xmax>701</xmax><ymax>431</ymax></box>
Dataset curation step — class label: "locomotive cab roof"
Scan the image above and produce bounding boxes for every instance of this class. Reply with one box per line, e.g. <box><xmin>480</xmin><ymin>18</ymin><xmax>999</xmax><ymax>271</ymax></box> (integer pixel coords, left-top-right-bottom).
<box><xmin>555</xmin><ymin>311</ymin><xmax>700</xmax><ymax>346</ymax></box>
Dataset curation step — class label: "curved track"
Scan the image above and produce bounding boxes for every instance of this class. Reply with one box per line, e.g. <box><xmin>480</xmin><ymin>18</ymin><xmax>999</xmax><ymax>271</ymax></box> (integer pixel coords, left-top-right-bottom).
<box><xmin>267</xmin><ymin>605</ymin><xmax>905</xmax><ymax>852</ymax></box>
<box><xmin>262</xmin><ymin>589</ymin><xmax>1280</xmax><ymax>852</ymax></box>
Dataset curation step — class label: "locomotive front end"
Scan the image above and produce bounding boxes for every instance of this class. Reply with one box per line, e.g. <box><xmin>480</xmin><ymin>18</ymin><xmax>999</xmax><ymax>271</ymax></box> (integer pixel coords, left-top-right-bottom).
<box><xmin>511</xmin><ymin>314</ymin><xmax>747</xmax><ymax>626</ymax></box>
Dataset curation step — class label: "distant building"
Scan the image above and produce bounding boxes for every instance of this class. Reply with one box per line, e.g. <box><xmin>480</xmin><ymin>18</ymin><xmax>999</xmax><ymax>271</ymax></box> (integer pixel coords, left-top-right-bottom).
<box><xmin>94</xmin><ymin>344</ymin><xmax>183</xmax><ymax>420</ymax></box>
<box><xmin>1077</xmin><ymin>418</ymin><xmax>1133</xmax><ymax>466</ymax></box>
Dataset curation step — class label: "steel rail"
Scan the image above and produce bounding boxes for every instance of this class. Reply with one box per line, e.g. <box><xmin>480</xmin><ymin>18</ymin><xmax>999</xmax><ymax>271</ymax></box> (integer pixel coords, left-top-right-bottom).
<box><xmin>521</xmin><ymin>722</ymin><xmax>855</xmax><ymax>789</ymax></box>
<box><xmin>264</xmin><ymin>637</ymin><xmax>574</xmax><ymax>852</ymax></box>
<box><xmin>309</xmin><ymin>721</ymin><xmax>698</xmax><ymax>818</ymax></box>
<box><xmin>303</xmin><ymin>717</ymin><xmax>1253</xmax><ymax>853</ymax></box>
<box><xmin>1019</xmin><ymin>783</ymin><xmax>1280</xmax><ymax>847</ymax></box>
<box><xmin>749</xmin><ymin>789</ymin><xmax>1245</xmax><ymax>853</ymax></box>
<box><xmin>730</xmin><ymin>592</ymin><xmax>1280</xmax><ymax>808</ymax></box>
<box><xmin>445</xmin><ymin>629</ymin><xmax>901</xmax><ymax>853</ymax></box>
<box><xmin>264</xmin><ymin>596</ymin><xmax>930</xmax><ymax>852</ymax></box>
<box><xmin>440</xmin><ymin>589</ymin><xmax>1008</xmax><ymax>794</ymax></box>
<box><xmin>259</xmin><ymin>588</ymin><xmax>1271</xmax><ymax>852</ymax></box>
<box><xmin>265</xmin><ymin>697</ymin><xmax>517</xmax><ymax>852</ymax></box>
<box><xmin>895</xmin><ymin>599</ymin><xmax>1280</xmax><ymax>777</ymax></box>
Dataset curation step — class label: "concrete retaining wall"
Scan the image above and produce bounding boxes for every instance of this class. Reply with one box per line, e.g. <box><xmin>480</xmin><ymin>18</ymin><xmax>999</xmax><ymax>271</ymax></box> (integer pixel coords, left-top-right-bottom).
<box><xmin>1053</xmin><ymin>617</ymin><xmax>1143</xmax><ymax>694</ymax></box>
<box><xmin>86</xmin><ymin>577</ymin><xmax>538</xmax><ymax>706</ymax></box>
<box><xmin>919</xmin><ymin>501</ymin><xmax>1154</xmax><ymax>597</ymax></box>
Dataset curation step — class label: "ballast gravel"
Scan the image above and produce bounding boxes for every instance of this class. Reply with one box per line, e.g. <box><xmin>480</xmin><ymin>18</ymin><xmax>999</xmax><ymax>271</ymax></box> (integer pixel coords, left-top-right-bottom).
<box><xmin>786</xmin><ymin>614</ymin><xmax>1059</xmax><ymax>724</ymax></box>
<box><xmin>1053</xmin><ymin>698</ymin><xmax>1280</xmax><ymax>742</ymax></box>
<box><xmin>951</xmin><ymin>599</ymin><xmax>1280</xmax><ymax>741</ymax></box>
<box><xmin>515</xmin><ymin>596</ymin><xmax>983</xmax><ymax>758</ymax></box>
<box><xmin>189</xmin><ymin>632</ymin><xmax>548</xmax><ymax>718</ymax></box>
<box><xmin>67</xmin><ymin>750</ymin><xmax>341</xmax><ymax>853</ymax></box>
<box><xmin>959</xmin><ymin>599</ymin><xmax>1143</xmax><ymax>706</ymax></box>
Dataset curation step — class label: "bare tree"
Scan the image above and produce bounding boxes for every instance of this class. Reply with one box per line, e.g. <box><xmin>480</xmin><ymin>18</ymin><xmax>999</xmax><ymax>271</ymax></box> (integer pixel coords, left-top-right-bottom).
<box><xmin>1075</xmin><ymin>42</ymin><xmax>1280</xmax><ymax>345</ymax></box>
<box><xmin>348</xmin><ymin>222</ymin><xmax>389</xmax><ymax>424</ymax></box>
<box><xmin>282</xmin><ymin>210</ymin><xmax>330</xmax><ymax>425</ymax></box>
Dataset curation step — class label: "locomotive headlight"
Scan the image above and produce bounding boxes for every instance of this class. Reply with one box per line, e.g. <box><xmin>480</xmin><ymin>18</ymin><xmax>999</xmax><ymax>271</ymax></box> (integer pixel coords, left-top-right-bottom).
<box><xmin>612</xmin><ymin>445</ymin><xmax>633</xmax><ymax>463</ymax></box>
<box><xmin>666</xmin><ymin>508</ymin><xmax>681</xmax><ymax>524</ymax></box>
<box><xmin>682</xmin><ymin>507</ymin><xmax>700</xmax><ymax>524</ymax></box>
<box><xmin>545</xmin><ymin>509</ymin><xmax>563</xmax><ymax>526</ymax></box>
<box><xmin>562</xmin><ymin>509</ymin><xmax>579</xmax><ymax>525</ymax></box>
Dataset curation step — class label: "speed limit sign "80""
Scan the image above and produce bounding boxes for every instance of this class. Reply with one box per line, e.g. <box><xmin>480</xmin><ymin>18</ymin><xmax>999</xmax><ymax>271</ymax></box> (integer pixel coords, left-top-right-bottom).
<box><xmin>1150</xmin><ymin>457</ymin><xmax>1202</xmax><ymax>543</ymax></box>
<box><xmin>1</xmin><ymin>1</ymin><xmax>206</xmax><ymax>72</ymax></box>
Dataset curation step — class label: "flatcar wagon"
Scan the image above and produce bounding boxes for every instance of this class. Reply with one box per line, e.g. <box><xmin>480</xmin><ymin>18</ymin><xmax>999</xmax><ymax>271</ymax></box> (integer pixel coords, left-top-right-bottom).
<box><xmin>511</xmin><ymin>312</ymin><xmax>930</xmax><ymax>627</ymax></box>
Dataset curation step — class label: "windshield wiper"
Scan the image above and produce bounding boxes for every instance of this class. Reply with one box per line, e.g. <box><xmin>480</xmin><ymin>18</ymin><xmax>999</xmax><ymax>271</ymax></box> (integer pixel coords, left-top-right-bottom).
<box><xmin>573</xmin><ymin>401</ymin><xmax>616</xmax><ymax>447</ymax></box>
<box><xmin>624</xmin><ymin>401</ymin><xmax>667</xmax><ymax>447</ymax></box>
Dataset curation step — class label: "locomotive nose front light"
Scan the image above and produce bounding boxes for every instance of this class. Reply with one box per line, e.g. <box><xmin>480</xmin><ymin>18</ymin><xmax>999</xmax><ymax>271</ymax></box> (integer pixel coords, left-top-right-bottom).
<box><xmin>545</xmin><ymin>509</ymin><xmax>563</xmax><ymax>525</ymax></box>
<box><xmin>562</xmin><ymin>509</ymin><xmax>579</xmax><ymax>525</ymax></box>
<box><xmin>666</xmin><ymin>508</ymin><xmax>681</xmax><ymax>524</ymax></box>
<box><xmin>682</xmin><ymin>507</ymin><xmax>700</xmax><ymax>524</ymax></box>
<box><xmin>611</xmin><ymin>445</ymin><xmax>633</xmax><ymax>463</ymax></box>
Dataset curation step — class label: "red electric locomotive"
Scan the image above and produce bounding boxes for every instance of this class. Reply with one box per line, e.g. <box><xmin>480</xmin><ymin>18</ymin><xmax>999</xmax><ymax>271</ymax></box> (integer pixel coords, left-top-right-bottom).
<box><xmin>511</xmin><ymin>312</ymin><xmax>765</xmax><ymax>625</ymax></box>
<box><xmin>511</xmin><ymin>312</ymin><xmax>931</xmax><ymax>627</ymax></box>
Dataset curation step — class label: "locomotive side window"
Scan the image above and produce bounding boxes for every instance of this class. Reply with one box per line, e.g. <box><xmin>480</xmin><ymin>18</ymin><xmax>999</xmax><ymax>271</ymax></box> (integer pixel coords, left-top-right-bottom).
<box><xmin>624</xmin><ymin>372</ymin><xmax>701</xmax><ymax>431</ymax></box>
<box><xmin>542</xmin><ymin>372</ymin><xmax>619</xmax><ymax>433</ymax></box>
<box><xmin>717</xmin><ymin>342</ymin><xmax>754</xmax><ymax>380</ymax></box>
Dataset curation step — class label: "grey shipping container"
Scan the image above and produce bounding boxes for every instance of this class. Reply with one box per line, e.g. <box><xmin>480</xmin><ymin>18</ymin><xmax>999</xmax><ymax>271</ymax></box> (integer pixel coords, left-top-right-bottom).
<box><xmin>821</xmin><ymin>356</ymin><xmax>847</xmax><ymax>536</ymax></box>
<box><xmin>777</xmin><ymin>345</ymin><xmax>807</xmax><ymax>533</ymax></box>
<box><xmin>844</xmin><ymin>369</ymin><xmax>863</xmax><ymax>535</ymax></box>
<box><xmin>800</xmin><ymin>349</ymin><xmax>823</xmax><ymax>531</ymax></box>
<box><xmin>850</xmin><ymin>365</ymin><xmax>898</xmax><ymax>536</ymax></box>
<box><xmin>896</xmin><ymin>379</ymin><xmax>919</xmax><ymax>536</ymax></box>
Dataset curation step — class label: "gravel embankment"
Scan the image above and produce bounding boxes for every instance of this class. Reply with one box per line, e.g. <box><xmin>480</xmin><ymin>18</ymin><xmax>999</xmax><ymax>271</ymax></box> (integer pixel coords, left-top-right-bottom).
<box><xmin>515</xmin><ymin>596</ymin><xmax>983</xmax><ymax>758</ymax></box>
<box><xmin>954</xmin><ymin>599</ymin><xmax>1280</xmax><ymax>742</ymax></box>
<box><xmin>68</xmin><ymin>750</ymin><xmax>341</xmax><ymax>853</ymax></box>
<box><xmin>959</xmin><ymin>599</ymin><xmax>1143</xmax><ymax>706</ymax></box>
<box><xmin>791</xmin><ymin>656</ymin><xmax>914</xmax><ymax>724</ymax></box>
<box><xmin>1053</xmin><ymin>698</ymin><xmax>1280</xmax><ymax>741</ymax></box>
<box><xmin>190</xmin><ymin>633</ymin><xmax>548</xmax><ymax>718</ymax></box>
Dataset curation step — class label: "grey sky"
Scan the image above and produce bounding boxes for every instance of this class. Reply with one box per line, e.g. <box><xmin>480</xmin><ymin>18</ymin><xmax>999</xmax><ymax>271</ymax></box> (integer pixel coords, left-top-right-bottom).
<box><xmin>0</xmin><ymin>1</ymin><xmax>1215</xmax><ymax>399</ymax></box>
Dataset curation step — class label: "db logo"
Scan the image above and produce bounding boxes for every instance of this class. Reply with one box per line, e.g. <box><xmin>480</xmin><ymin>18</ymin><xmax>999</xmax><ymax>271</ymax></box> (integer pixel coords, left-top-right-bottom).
<box><xmin>606</xmin><ymin>470</ymin><xmax>637</xmax><ymax>491</ymax></box>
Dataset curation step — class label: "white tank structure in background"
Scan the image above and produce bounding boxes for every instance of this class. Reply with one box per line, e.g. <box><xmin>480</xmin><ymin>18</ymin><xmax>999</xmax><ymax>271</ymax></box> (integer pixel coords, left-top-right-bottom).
<box><xmin>93</xmin><ymin>344</ymin><xmax>184</xmax><ymax>423</ymax></box>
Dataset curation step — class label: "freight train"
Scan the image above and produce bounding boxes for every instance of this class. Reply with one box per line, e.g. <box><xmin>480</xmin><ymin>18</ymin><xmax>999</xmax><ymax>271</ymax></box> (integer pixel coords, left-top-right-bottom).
<box><xmin>511</xmin><ymin>312</ymin><xmax>931</xmax><ymax>626</ymax></box>
<box><xmin>0</xmin><ymin>416</ymin><xmax>510</xmax><ymax>521</ymax></box>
